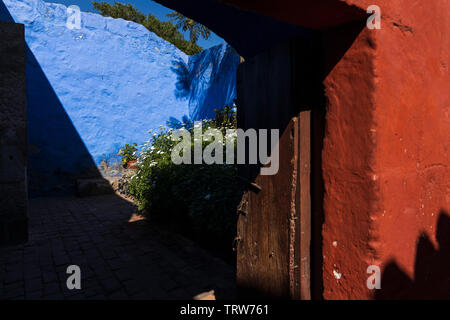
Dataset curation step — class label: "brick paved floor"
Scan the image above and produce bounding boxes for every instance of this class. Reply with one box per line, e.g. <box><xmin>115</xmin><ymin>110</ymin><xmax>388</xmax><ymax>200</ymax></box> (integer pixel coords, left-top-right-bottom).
<box><xmin>0</xmin><ymin>195</ymin><xmax>236</xmax><ymax>300</ymax></box>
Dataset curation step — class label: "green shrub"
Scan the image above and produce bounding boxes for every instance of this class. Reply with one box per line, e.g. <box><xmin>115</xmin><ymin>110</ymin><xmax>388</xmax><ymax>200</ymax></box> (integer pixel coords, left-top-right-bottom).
<box><xmin>119</xmin><ymin>143</ymin><xmax>138</xmax><ymax>164</ymax></box>
<box><xmin>127</xmin><ymin>107</ymin><xmax>239</xmax><ymax>260</ymax></box>
<box><xmin>92</xmin><ymin>1</ymin><xmax>204</xmax><ymax>55</ymax></box>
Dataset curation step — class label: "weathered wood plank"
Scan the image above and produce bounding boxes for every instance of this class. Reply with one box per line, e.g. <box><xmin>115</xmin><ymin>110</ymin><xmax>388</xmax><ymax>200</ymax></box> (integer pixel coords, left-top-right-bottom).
<box><xmin>298</xmin><ymin>110</ymin><xmax>311</xmax><ymax>300</ymax></box>
<box><xmin>236</xmin><ymin>40</ymin><xmax>306</xmax><ymax>299</ymax></box>
<box><xmin>236</xmin><ymin>36</ymin><xmax>316</xmax><ymax>299</ymax></box>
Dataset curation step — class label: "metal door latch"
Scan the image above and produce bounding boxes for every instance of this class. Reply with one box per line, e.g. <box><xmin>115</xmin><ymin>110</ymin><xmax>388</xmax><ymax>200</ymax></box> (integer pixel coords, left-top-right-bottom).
<box><xmin>237</xmin><ymin>175</ymin><xmax>262</xmax><ymax>192</ymax></box>
<box><xmin>232</xmin><ymin>236</ymin><xmax>241</xmax><ymax>251</ymax></box>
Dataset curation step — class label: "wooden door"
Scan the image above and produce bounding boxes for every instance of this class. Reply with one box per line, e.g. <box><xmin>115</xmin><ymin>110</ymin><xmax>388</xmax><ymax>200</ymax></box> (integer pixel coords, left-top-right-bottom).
<box><xmin>236</xmin><ymin>37</ymin><xmax>314</xmax><ymax>299</ymax></box>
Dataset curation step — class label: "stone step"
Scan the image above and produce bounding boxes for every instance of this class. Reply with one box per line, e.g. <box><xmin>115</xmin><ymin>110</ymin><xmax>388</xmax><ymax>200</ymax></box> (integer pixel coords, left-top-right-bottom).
<box><xmin>76</xmin><ymin>178</ymin><xmax>114</xmax><ymax>197</ymax></box>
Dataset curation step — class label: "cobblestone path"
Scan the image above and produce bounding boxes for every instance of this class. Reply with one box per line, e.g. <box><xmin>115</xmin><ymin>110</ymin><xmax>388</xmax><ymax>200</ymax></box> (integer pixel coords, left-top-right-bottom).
<box><xmin>0</xmin><ymin>195</ymin><xmax>236</xmax><ymax>300</ymax></box>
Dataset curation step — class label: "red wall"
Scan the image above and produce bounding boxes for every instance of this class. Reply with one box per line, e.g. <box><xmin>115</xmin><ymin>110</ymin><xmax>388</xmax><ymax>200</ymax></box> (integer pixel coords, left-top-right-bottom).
<box><xmin>369</xmin><ymin>0</ymin><xmax>449</xmax><ymax>299</ymax></box>
<box><xmin>321</xmin><ymin>23</ymin><xmax>378</xmax><ymax>299</ymax></box>
<box><xmin>322</xmin><ymin>0</ymin><xmax>449</xmax><ymax>300</ymax></box>
<box><xmin>321</xmin><ymin>0</ymin><xmax>449</xmax><ymax>299</ymax></box>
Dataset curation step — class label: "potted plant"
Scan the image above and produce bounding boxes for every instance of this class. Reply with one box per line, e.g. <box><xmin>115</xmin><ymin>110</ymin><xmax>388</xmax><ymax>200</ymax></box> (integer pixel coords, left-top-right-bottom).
<box><xmin>119</xmin><ymin>143</ymin><xmax>138</xmax><ymax>169</ymax></box>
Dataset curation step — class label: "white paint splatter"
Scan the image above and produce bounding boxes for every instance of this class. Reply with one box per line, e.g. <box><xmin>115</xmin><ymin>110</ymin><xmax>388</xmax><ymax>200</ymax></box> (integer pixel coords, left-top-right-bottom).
<box><xmin>333</xmin><ymin>270</ymin><xmax>342</xmax><ymax>280</ymax></box>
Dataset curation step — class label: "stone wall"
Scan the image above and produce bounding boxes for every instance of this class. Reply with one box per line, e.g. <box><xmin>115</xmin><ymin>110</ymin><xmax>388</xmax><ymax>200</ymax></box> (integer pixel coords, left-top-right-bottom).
<box><xmin>0</xmin><ymin>21</ymin><xmax>28</xmax><ymax>245</ymax></box>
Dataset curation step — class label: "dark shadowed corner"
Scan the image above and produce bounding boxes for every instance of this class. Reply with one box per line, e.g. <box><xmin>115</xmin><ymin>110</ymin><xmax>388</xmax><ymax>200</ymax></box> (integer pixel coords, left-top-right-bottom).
<box><xmin>376</xmin><ymin>210</ymin><xmax>450</xmax><ymax>299</ymax></box>
<box><xmin>1</xmin><ymin>0</ymin><xmax>105</xmax><ymax>197</ymax></box>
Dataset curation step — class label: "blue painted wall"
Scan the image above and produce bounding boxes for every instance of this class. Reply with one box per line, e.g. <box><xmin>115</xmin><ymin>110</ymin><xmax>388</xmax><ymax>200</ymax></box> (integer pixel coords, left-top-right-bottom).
<box><xmin>177</xmin><ymin>43</ymin><xmax>240</xmax><ymax>120</ymax></box>
<box><xmin>2</xmin><ymin>0</ymin><xmax>239</xmax><ymax>195</ymax></box>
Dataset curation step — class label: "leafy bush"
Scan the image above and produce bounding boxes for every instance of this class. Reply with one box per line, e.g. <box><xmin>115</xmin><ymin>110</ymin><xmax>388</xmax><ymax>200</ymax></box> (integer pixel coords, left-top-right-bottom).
<box><xmin>92</xmin><ymin>1</ymin><xmax>204</xmax><ymax>55</ymax></box>
<box><xmin>127</xmin><ymin>107</ymin><xmax>239</xmax><ymax>260</ymax></box>
<box><xmin>119</xmin><ymin>143</ymin><xmax>138</xmax><ymax>164</ymax></box>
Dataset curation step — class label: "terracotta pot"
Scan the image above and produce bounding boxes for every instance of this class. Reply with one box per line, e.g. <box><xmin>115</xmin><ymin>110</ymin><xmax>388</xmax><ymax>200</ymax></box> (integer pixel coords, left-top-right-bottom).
<box><xmin>126</xmin><ymin>160</ymin><xmax>137</xmax><ymax>170</ymax></box>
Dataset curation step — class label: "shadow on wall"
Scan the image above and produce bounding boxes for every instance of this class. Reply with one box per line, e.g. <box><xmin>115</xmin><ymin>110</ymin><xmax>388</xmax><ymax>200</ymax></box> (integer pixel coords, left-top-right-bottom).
<box><xmin>188</xmin><ymin>45</ymin><xmax>240</xmax><ymax>120</ymax></box>
<box><xmin>26</xmin><ymin>46</ymin><xmax>103</xmax><ymax>196</ymax></box>
<box><xmin>172</xmin><ymin>44</ymin><xmax>241</xmax><ymax>121</ymax></box>
<box><xmin>1</xmin><ymin>1</ymin><xmax>102</xmax><ymax>197</ymax></box>
<box><xmin>171</xmin><ymin>58</ymin><xmax>191</xmax><ymax>99</ymax></box>
<box><xmin>376</xmin><ymin>210</ymin><xmax>450</xmax><ymax>299</ymax></box>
